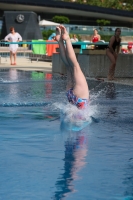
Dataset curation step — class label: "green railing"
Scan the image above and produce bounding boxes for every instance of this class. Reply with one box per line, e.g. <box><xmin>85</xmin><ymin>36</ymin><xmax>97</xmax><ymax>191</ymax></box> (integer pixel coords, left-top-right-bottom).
<box><xmin>0</xmin><ymin>41</ymin><xmax>131</xmax><ymax>45</ymax></box>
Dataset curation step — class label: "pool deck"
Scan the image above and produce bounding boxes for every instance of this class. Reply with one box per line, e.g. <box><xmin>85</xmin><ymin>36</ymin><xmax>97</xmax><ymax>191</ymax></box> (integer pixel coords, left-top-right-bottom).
<box><xmin>88</xmin><ymin>77</ymin><xmax>133</xmax><ymax>86</ymax></box>
<box><xmin>0</xmin><ymin>56</ymin><xmax>133</xmax><ymax>86</ymax></box>
<box><xmin>0</xmin><ymin>56</ymin><xmax>52</xmax><ymax>73</ymax></box>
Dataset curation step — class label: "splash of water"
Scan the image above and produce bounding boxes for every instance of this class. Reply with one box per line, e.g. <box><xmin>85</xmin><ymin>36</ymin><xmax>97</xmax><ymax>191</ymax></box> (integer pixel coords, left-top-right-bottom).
<box><xmin>53</xmin><ymin>100</ymin><xmax>98</xmax><ymax>127</ymax></box>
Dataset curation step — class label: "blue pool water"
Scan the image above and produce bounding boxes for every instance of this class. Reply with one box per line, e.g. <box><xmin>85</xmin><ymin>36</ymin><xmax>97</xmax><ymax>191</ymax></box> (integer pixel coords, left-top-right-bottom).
<box><xmin>0</xmin><ymin>69</ymin><xmax>133</xmax><ymax>200</ymax></box>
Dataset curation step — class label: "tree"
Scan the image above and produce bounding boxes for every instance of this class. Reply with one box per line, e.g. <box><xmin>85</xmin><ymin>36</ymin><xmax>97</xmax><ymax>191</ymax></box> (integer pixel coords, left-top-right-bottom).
<box><xmin>42</xmin><ymin>30</ymin><xmax>55</xmax><ymax>40</ymax></box>
<box><xmin>96</xmin><ymin>19</ymin><xmax>111</xmax><ymax>26</ymax></box>
<box><xmin>52</xmin><ymin>16</ymin><xmax>70</xmax><ymax>24</ymax></box>
<box><xmin>64</xmin><ymin>0</ymin><xmax>133</xmax><ymax>11</ymax></box>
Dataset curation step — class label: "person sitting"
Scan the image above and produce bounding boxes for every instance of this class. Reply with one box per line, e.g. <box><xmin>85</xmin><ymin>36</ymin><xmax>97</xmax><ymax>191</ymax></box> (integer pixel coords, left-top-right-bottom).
<box><xmin>91</xmin><ymin>29</ymin><xmax>101</xmax><ymax>43</ymax></box>
<box><xmin>55</xmin><ymin>25</ymin><xmax>89</xmax><ymax>110</ymax></box>
<box><xmin>47</xmin><ymin>33</ymin><xmax>59</xmax><ymax>56</ymax></box>
<box><xmin>48</xmin><ymin>33</ymin><xmax>56</xmax><ymax>40</ymax></box>
<box><xmin>70</xmin><ymin>34</ymin><xmax>78</xmax><ymax>42</ymax></box>
<box><xmin>127</xmin><ymin>42</ymin><xmax>133</xmax><ymax>53</ymax></box>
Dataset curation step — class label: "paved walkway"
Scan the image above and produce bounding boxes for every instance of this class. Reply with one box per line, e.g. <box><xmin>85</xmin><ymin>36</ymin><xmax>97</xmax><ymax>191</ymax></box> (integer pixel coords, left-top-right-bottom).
<box><xmin>0</xmin><ymin>56</ymin><xmax>133</xmax><ymax>86</ymax></box>
<box><xmin>0</xmin><ymin>56</ymin><xmax>52</xmax><ymax>73</ymax></box>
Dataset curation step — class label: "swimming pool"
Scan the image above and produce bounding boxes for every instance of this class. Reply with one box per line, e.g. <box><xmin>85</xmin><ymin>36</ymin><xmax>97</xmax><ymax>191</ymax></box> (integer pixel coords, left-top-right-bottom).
<box><xmin>0</xmin><ymin>69</ymin><xmax>133</xmax><ymax>200</ymax></box>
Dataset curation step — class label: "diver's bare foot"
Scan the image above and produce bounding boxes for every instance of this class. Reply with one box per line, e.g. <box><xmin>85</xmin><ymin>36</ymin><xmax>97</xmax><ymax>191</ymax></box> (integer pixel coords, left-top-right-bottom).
<box><xmin>55</xmin><ymin>26</ymin><xmax>62</xmax><ymax>42</ymax></box>
<box><xmin>59</xmin><ymin>25</ymin><xmax>70</xmax><ymax>41</ymax></box>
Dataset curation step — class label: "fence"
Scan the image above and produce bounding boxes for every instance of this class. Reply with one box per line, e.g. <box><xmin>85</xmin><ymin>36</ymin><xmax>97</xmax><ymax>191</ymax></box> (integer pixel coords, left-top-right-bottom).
<box><xmin>44</xmin><ymin>25</ymin><xmax>133</xmax><ymax>36</ymax></box>
<box><xmin>0</xmin><ymin>41</ymin><xmax>59</xmax><ymax>63</ymax></box>
<box><xmin>69</xmin><ymin>26</ymin><xmax>133</xmax><ymax>36</ymax></box>
<box><xmin>0</xmin><ymin>40</ymin><xmax>133</xmax><ymax>64</ymax></box>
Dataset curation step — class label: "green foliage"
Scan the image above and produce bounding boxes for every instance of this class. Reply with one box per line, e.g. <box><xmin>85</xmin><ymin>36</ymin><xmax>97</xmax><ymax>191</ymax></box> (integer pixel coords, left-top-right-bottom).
<box><xmin>41</xmin><ymin>29</ymin><xmax>55</xmax><ymax>40</ymax></box>
<box><xmin>100</xmin><ymin>35</ymin><xmax>111</xmax><ymax>42</ymax></box>
<box><xmin>41</xmin><ymin>29</ymin><xmax>121</xmax><ymax>43</ymax></box>
<box><xmin>64</xmin><ymin>0</ymin><xmax>133</xmax><ymax>11</ymax></box>
<box><xmin>96</xmin><ymin>19</ymin><xmax>111</xmax><ymax>26</ymax></box>
<box><xmin>41</xmin><ymin>30</ymin><xmax>81</xmax><ymax>41</ymax></box>
<box><xmin>52</xmin><ymin>16</ymin><xmax>70</xmax><ymax>24</ymax></box>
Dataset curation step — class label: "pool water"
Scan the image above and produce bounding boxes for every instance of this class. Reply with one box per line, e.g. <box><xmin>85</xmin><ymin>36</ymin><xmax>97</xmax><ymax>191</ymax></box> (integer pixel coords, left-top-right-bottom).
<box><xmin>0</xmin><ymin>69</ymin><xmax>133</xmax><ymax>200</ymax></box>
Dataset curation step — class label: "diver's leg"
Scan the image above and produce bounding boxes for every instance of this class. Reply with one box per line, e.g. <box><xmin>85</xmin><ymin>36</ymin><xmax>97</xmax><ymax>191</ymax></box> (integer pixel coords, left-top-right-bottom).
<box><xmin>56</xmin><ymin>26</ymin><xmax>74</xmax><ymax>89</ymax></box>
<box><xmin>59</xmin><ymin>25</ymin><xmax>89</xmax><ymax>99</ymax></box>
<box><xmin>10</xmin><ymin>51</ymin><xmax>13</xmax><ymax>64</ymax></box>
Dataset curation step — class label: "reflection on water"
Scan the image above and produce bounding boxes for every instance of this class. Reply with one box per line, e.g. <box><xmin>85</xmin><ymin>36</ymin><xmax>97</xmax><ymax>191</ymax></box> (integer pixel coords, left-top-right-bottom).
<box><xmin>9</xmin><ymin>69</ymin><xmax>19</xmax><ymax>103</ymax></box>
<box><xmin>0</xmin><ymin>70</ymin><xmax>133</xmax><ymax>200</ymax></box>
<box><xmin>9</xmin><ymin>69</ymin><xmax>18</xmax><ymax>81</ymax></box>
<box><xmin>123</xmin><ymin>158</ymin><xmax>133</xmax><ymax>199</ymax></box>
<box><xmin>45</xmin><ymin>73</ymin><xmax>52</xmax><ymax>99</ymax></box>
<box><xmin>106</xmin><ymin>82</ymin><xmax>116</xmax><ymax>99</ymax></box>
<box><xmin>53</xmin><ymin>130</ymin><xmax>88</xmax><ymax>200</ymax></box>
<box><xmin>107</xmin><ymin>107</ymin><xmax>117</xmax><ymax>118</ymax></box>
<box><xmin>31</xmin><ymin>71</ymin><xmax>53</xmax><ymax>100</ymax></box>
<box><xmin>0</xmin><ymin>71</ymin><xmax>54</xmax><ymax>106</ymax></box>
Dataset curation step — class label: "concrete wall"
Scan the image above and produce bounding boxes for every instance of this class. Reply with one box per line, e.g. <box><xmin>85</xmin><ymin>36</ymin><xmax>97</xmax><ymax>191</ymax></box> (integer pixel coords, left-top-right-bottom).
<box><xmin>1</xmin><ymin>11</ymin><xmax>42</xmax><ymax>40</ymax></box>
<box><xmin>52</xmin><ymin>52</ymin><xmax>133</xmax><ymax>78</ymax></box>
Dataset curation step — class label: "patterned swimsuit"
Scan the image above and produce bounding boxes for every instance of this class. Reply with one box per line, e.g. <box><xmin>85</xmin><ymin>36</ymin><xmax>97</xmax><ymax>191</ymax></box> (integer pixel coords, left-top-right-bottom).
<box><xmin>66</xmin><ymin>88</ymin><xmax>89</xmax><ymax>109</ymax></box>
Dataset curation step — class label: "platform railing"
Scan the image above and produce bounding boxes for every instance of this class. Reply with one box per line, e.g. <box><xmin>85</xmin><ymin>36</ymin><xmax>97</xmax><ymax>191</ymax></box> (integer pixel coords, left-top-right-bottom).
<box><xmin>0</xmin><ymin>41</ymin><xmax>132</xmax><ymax>63</ymax></box>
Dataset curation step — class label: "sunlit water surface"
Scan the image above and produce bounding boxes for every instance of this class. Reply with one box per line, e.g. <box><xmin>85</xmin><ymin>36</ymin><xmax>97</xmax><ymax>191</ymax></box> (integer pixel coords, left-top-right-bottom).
<box><xmin>0</xmin><ymin>69</ymin><xmax>133</xmax><ymax>200</ymax></box>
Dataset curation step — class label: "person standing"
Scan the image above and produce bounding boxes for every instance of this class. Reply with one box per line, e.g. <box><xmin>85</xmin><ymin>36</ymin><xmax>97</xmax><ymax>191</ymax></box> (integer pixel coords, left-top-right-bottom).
<box><xmin>4</xmin><ymin>26</ymin><xmax>22</xmax><ymax>65</ymax></box>
<box><xmin>106</xmin><ymin>28</ymin><xmax>121</xmax><ymax>80</ymax></box>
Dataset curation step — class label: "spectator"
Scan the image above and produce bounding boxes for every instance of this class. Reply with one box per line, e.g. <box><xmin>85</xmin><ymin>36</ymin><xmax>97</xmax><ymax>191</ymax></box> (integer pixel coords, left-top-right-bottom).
<box><xmin>48</xmin><ymin>33</ymin><xmax>56</xmax><ymax>40</ymax></box>
<box><xmin>4</xmin><ymin>26</ymin><xmax>22</xmax><ymax>65</ymax></box>
<box><xmin>71</xmin><ymin>34</ymin><xmax>78</xmax><ymax>42</ymax></box>
<box><xmin>91</xmin><ymin>29</ymin><xmax>101</xmax><ymax>43</ymax></box>
<box><xmin>106</xmin><ymin>28</ymin><xmax>121</xmax><ymax>80</ymax></box>
<box><xmin>47</xmin><ymin>33</ymin><xmax>59</xmax><ymax>56</ymax></box>
<box><xmin>127</xmin><ymin>42</ymin><xmax>133</xmax><ymax>53</ymax></box>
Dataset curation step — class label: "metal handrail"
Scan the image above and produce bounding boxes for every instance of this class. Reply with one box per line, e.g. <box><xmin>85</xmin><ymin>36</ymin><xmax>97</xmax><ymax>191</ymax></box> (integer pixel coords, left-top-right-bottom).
<box><xmin>0</xmin><ymin>41</ymin><xmax>132</xmax><ymax>45</ymax></box>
